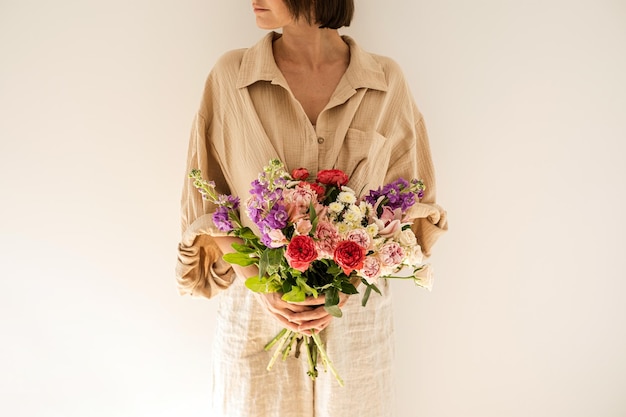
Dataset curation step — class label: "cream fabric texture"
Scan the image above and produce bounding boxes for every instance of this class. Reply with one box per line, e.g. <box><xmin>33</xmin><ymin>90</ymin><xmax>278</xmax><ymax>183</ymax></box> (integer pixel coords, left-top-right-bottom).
<box><xmin>176</xmin><ymin>32</ymin><xmax>447</xmax><ymax>417</ymax></box>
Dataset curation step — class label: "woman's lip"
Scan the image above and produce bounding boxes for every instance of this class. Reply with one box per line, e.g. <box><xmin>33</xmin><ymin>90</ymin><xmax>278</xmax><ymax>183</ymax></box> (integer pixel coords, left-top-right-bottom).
<box><xmin>253</xmin><ymin>7</ymin><xmax>268</xmax><ymax>12</ymax></box>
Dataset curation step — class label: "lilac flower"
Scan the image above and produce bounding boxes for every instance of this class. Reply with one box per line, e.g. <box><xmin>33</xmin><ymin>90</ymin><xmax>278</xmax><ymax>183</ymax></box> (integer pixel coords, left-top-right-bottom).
<box><xmin>363</xmin><ymin>190</ymin><xmax>381</xmax><ymax>206</ymax></box>
<box><xmin>212</xmin><ymin>206</ymin><xmax>234</xmax><ymax>232</ymax></box>
<box><xmin>217</xmin><ymin>194</ymin><xmax>240</xmax><ymax>210</ymax></box>
<box><xmin>265</xmin><ymin>204</ymin><xmax>288</xmax><ymax>229</ymax></box>
<box><xmin>268</xmin><ymin>189</ymin><xmax>283</xmax><ymax>202</ymax></box>
<box><xmin>411</xmin><ymin>179</ymin><xmax>426</xmax><ymax>199</ymax></box>
<box><xmin>250</xmin><ymin>179</ymin><xmax>266</xmax><ymax>198</ymax></box>
<box><xmin>403</xmin><ymin>194</ymin><xmax>416</xmax><ymax>210</ymax></box>
<box><xmin>260</xmin><ymin>232</ymin><xmax>274</xmax><ymax>248</ymax></box>
<box><xmin>246</xmin><ymin>204</ymin><xmax>263</xmax><ymax>225</ymax></box>
<box><xmin>364</xmin><ymin>178</ymin><xmax>423</xmax><ymax>211</ymax></box>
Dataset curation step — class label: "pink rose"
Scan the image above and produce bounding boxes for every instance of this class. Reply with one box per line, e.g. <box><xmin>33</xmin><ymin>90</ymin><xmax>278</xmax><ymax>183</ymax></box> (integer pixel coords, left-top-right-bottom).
<box><xmin>285</xmin><ymin>235</ymin><xmax>318</xmax><ymax>272</ymax></box>
<box><xmin>359</xmin><ymin>256</ymin><xmax>382</xmax><ymax>284</ymax></box>
<box><xmin>316</xmin><ymin>169</ymin><xmax>349</xmax><ymax>187</ymax></box>
<box><xmin>291</xmin><ymin>167</ymin><xmax>309</xmax><ymax>180</ymax></box>
<box><xmin>333</xmin><ymin>240</ymin><xmax>365</xmax><ymax>275</ymax></box>
<box><xmin>284</xmin><ymin>186</ymin><xmax>317</xmax><ymax>221</ymax></box>
<box><xmin>378</xmin><ymin>242</ymin><xmax>404</xmax><ymax>267</ymax></box>
<box><xmin>345</xmin><ymin>229</ymin><xmax>371</xmax><ymax>250</ymax></box>
<box><xmin>314</xmin><ymin>221</ymin><xmax>340</xmax><ymax>257</ymax></box>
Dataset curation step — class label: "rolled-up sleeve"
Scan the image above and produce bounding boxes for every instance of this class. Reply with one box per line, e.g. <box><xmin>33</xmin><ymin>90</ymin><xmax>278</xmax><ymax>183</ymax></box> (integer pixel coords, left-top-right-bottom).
<box><xmin>176</xmin><ymin>215</ymin><xmax>235</xmax><ymax>299</ymax></box>
<box><xmin>175</xmin><ymin>86</ymin><xmax>236</xmax><ymax>298</ymax></box>
<box><xmin>409</xmin><ymin>115</ymin><xmax>448</xmax><ymax>257</ymax></box>
<box><xmin>385</xmin><ymin>104</ymin><xmax>448</xmax><ymax>258</ymax></box>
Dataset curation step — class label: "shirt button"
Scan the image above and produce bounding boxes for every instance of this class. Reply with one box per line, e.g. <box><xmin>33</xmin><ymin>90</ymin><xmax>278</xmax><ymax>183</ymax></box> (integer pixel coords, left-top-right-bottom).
<box><xmin>317</xmin><ymin>137</ymin><xmax>325</xmax><ymax>144</ymax></box>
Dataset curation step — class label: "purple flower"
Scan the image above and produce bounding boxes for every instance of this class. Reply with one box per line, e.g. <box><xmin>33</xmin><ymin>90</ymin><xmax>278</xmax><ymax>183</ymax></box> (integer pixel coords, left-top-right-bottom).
<box><xmin>364</xmin><ymin>191</ymin><xmax>380</xmax><ymax>206</ymax></box>
<box><xmin>274</xmin><ymin>177</ymin><xmax>288</xmax><ymax>188</ymax></box>
<box><xmin>260</xmin><ymin>232</ymin><xmax>273</xmax><ymax>247</ymax></box>
<box><xmin>265</xmin><ymin>204</ymin><xmax>288</xmax><ymax>229</ymax></box>
<box><xmin>227</xmin><ymin>195</ymin><xmax>240</xmax><ymax>210</ymax></box>
<box><xmin>246</xmin><ymin>204</ymin><xmax>263</xmax><ymax>225</ymax></box>
<box><xmin>365</xmin><ymin>178</ymin><xmax>421</xmax><ymax>211</ymax></box>
<box><xmin>249</xmin><ymin>179</ymin><xmax>266</xmax><ymax>198</ymax></box>
<box><xmin>212</xmin><ymin>206</ymin><xmax>234</xmax><ymax>232</ymax></box>
<box><xmin>400</xmin><ymin>194</ymin><xmax>416</xmax><ymax>210</ymax></box>
<box><xmin>217</xmin><ymin>194</ymin><xmax>240</xmax><ymax>210</ymax></box>
<box><xmin>268</xmin><ymin>189</ymin><xmax>283</xmax><ymax>202</ymax></box>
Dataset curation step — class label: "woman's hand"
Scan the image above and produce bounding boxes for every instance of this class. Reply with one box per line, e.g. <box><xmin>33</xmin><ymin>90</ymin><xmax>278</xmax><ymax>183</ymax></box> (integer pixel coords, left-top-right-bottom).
<box><xmin>257</xmin><ymin>292</ymin><xmax>349</xmax><ymax>335</ymax></box>
<box><xmin>212</xmin><ymin>236</ymin><xmax>350</xmax><ymax>333</ymax></box>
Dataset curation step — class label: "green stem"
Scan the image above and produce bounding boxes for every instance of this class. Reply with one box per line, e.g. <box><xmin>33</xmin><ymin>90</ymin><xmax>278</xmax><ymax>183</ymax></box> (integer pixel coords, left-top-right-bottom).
<box><xmin>266</xmin><ymin>330</ymin><xmax>291</xmax><ymax>371</ymax></box>
<box><xmin>303</xmin><ymin>335</ymin><xmax>317</xmax><ymax>379</ymax></box>
<box><xmin>282</xmin><ymin>331</ymin><xmax>297</xmax><ymax>360</ymax></box>
<box><xmin>311</xmin><ymin>332</ymin><xmax>344</xmax><ymax>387</ymax></box>
<box><xmin>294</xmin><ymin>335</ymin><xmax>304</xmax><ymax>358</ymax></box>
<box><xmin>264</xmin><ymin>328</ymin><xmax>287</xmax><ymax>351</ymax></box>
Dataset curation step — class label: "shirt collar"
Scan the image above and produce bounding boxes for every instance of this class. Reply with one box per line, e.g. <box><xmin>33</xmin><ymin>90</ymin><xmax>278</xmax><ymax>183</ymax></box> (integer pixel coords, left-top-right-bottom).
<box><xmin>236</xmin><ymin>31</ymin><xmax>388</xmax><ymax>92</ymax></box>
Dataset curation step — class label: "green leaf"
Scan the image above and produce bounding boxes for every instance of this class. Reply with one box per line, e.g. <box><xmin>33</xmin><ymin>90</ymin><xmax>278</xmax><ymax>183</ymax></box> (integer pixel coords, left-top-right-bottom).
<box><xmin>369</xmin><ymin>283</ymin><xmax>382</xmax><ymax>295</ymax></box>
<box><xmin>325</xmin><ymin>287</ymin><xmax>340</xmax><ymax>308</ymax></box>
<box><xmin>309</xmin><ymin>202</ymin><xmax>319</xmax><ymax>233</ymax></box>
<box><xmin>326</xmin><ymin>263</ymin><xmax>342</xmax><ymax>277</ymax></box>
<box><xmin>223</xmin><ymin>252</ymin><xmax>256</xmax><ymax>266</ymax></box>
<box><xmin>296</xmin><ymin>277</ymin><xmax>318</xmax><ymax>298</ymax></box>
<box><xmin>256</xmin><ymin>274</ymin><xmax>283</xmax><ymax>293</ymax></box>
<box><xmin>361</xmin><ymin>282</ymin><xmax>381</xmax><ymax>307</ymax></box>
<box><xmin>231</xmin><ymin>243</ymin><xmax>255</xmax><ymax>254</ymax></box>
<box><xmin>340</xmin><ymin>281</ymin><xmax>359</xmax><ymax>295</ymax></box>
<box><xmin>237</xmin><ymin>227</ymin><xmax>258</xmax><ymax>240</ymax></box>
<box><xmin>267</xmin><ymin>248</ymin><xmax>285</xmax><ymax>267</ymax></box>
<box><xmin>258</xmin><ymin>249</ymin><xmax>270</xmax><ymax>279</ymax></box>
<box><xmin>245</xmin><ymin>276</ymin><xmax>270</xmax><ymax>293</ymax></box>
<box><xmin>282</xmin><ymin>286</ymin><xmax>306</xmax><ymax>302</ymax></box>
<box><xmin>361</xmin><ymin>285</ymin><xmax>372</xmax><ymax>307</ymax></box>
<box><xmin>324</xmin><ymin>304</ymin><xmax>343</xmax><ymax>318</ymax></box>
<box><xmin>325</xmin><ymin>185</ymin><xmax>340</xmax><ymax>202</ymax></box>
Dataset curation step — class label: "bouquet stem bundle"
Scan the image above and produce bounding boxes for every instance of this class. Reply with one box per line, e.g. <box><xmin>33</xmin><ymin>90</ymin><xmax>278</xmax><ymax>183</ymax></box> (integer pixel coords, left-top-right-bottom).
<box><xmin>265</xmin><ymin>329</ymin><xmax>344</xmax><ymax>387</ymax></box>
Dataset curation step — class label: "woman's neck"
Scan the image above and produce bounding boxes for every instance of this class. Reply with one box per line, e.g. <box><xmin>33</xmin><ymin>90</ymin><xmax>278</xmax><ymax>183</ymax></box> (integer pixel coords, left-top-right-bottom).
<box><xmin>273</xmin><ymin>25</ymin><xmax>348</xmax><ymax>70</ymax></box>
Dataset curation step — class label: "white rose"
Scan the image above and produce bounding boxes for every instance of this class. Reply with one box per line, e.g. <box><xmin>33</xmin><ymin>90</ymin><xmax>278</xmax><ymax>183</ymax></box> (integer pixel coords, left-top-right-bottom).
<box><xmin>398</xmin><ymin>229</ymin><xmax>417</xmax><ymax>247</ymax></box>
<box><xmin>413</xmin><ymin>264</ymin><xmax>433</xmax><ymax>291</ymax></box>
<box><xmin>406</xmin><ymin>245</ymin><xmax>424</xmax><ymax>265</ymax></box>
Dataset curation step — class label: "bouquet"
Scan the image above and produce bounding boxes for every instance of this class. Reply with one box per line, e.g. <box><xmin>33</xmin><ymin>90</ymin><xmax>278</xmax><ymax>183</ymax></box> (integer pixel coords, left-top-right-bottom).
<box><xmin>189</xmin><ymin>159</ymin><xmax>431</xmax><ymax>386</ymax></box>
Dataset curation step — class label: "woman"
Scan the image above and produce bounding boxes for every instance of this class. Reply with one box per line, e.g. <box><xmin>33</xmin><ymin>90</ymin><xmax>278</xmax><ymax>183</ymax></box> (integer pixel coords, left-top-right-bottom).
<box><xmin>176</xmin><ymin>1</ymin><xmax>447</xmax><ymax>416</ymax></box>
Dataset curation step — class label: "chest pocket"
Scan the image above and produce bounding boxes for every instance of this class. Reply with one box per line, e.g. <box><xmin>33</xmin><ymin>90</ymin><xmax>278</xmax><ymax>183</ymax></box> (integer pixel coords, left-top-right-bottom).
<box><xmin>334</xmin><ymin>128</ymin><xmax>392</xmax><ymax>195</ymax></box>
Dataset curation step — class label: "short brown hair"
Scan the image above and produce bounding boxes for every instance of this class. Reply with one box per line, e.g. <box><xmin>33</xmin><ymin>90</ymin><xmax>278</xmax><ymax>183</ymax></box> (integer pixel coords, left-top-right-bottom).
<box><xmin>283</xmin><ymin>0</ymin><xmax>354</xmax><ymax>29</ymax></box>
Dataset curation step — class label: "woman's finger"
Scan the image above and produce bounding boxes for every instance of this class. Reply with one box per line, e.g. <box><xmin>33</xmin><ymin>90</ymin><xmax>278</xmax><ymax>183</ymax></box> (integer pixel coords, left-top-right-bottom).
<box><xmin>298</xmin><ymin>315</ymin><xmax>334</xmax><ymax>333</ymax></box>
<box><xmin>287</xmin><ymin>305</ymin><xmax>330</xmax><ymax>322</ymax></box>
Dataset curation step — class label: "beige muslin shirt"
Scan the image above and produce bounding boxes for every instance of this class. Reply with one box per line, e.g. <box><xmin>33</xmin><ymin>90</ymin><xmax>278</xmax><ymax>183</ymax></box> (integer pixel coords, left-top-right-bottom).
<box><xmin>176</xmin><ymin>32</ymin><xmax>447</xmax><ymax>417</ymax></box>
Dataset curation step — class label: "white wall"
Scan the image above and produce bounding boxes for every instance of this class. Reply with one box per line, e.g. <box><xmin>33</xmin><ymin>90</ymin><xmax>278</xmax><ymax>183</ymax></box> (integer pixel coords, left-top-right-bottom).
<box><xmin>1</xmin><ymin>1</ymin><xmax>624</xmax><ymax>416</ymax></box>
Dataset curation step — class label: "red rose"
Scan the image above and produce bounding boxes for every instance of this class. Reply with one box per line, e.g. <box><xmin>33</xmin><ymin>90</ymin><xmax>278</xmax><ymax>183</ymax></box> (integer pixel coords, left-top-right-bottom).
<box><xmin>285</xmin><ymin>235</ymin><xmax>318</xmax><ymax>272</ymax></box>
<box><xmin>316</xmin><ymin>169</ymin><xmax>349</xmax><ymax>187</ymax></box>
<box><xmin>333</xmin><ymin>240</ymin><xmax>365</xmax><ymax>275</ymax></box>
<box><xmin>291</xmin><ymin>167</ymin><xmax>310</xmax><ymax>181</ymax></box>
